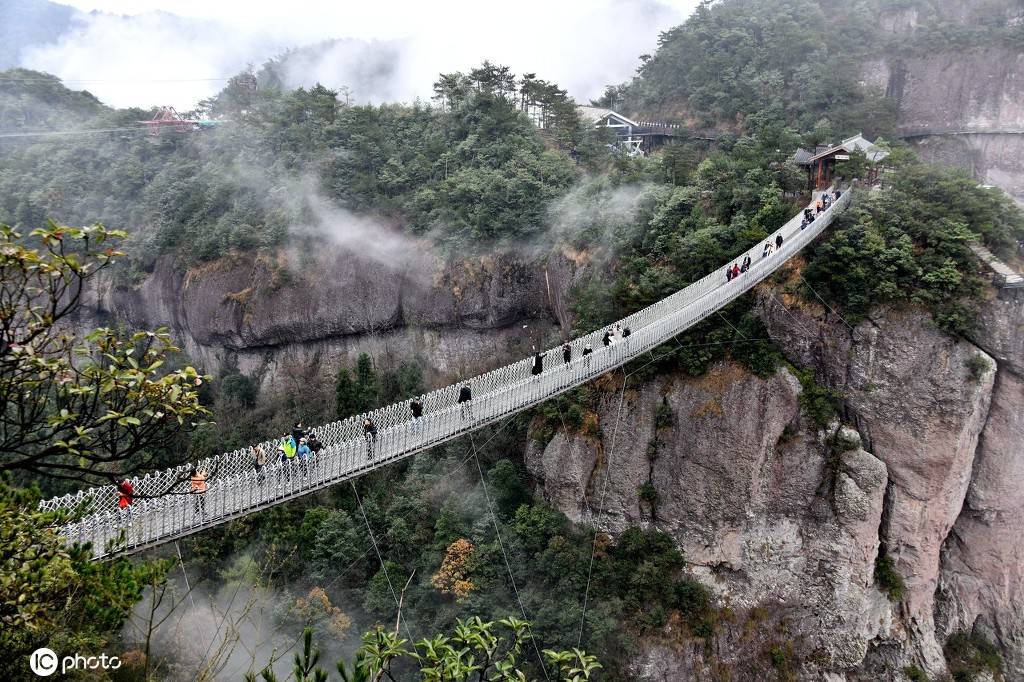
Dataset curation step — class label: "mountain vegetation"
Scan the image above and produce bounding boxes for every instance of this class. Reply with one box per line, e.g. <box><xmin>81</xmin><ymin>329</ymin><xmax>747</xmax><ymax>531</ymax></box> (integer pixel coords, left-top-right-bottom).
<box><xmin>2</xmin><ymin>0</ymin><xmax>1024</xmax><ymax>679</ymax></box>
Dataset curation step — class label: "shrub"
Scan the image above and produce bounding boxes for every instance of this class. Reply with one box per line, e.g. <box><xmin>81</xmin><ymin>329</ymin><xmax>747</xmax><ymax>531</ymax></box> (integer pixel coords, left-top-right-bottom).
<box><xmin>874</xmin><ymin>553</ymin><xmax>906</xmax><ymax>602</ymax></box>
<box><xmin>944</xmin><ymin>630</ymin><xmax>1003</xmax><ymax>681</ymax></box>
<box><xmin>903</xmin><ymin>664</ymin><xmax>928</xmax><ymax>682</ymax></box>
<box><xmin>796</xmin><ymin>369</ymin><xmax>841</xmax><ymax>427</ymax></box>
<box><xmin>638</xmin><ymin>482</ymin><xmax>659</xmax><ymax>505</ymax></box>
<box><xmin>965</xmin><ymin>355</ymin><xmax>992</xmax><ymax>382</ymax></box>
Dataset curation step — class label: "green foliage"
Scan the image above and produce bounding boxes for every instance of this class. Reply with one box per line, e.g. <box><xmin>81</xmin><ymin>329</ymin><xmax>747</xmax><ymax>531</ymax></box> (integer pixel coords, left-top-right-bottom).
<box><xmin>620</xmin><ymin>0</ymin><xmax>898</xmax><ymax>137</ymax></box>
<box><xmin>944</xmin><ymin>630</ymin><xmax>1004</xmax><ymax>682</ymax></box>
<box><xmin>804</xmin><ymin>159</ymin><xmax>1024</xmax><ymax>330</ymax></box>
<box><xmin>904</xmin><ymin>664</ymin><xmax>929</xmax><ymax>682</ymax></box>
<box><xmin>0</xmin><ymin>222</ymin><xmax>209</xmax><ymax>484</ymax></box>
<box><xmin>638</xmin><ymin>482</ymin><xmax>659</xmax><ymax>505</ymax></box>
<box><xmin>965</xmin><ymin>355</ymin><xmax>993</xmax><ymax>382</ymax></box>
<box><xmin>0</xmin><ymin>64</ymin><xmax>581</xmax><ymax>264</ymax></box>
<box><xmin>221</xmin><ymin>370</ymin><xmax>258</xmax><ymax>408</ymax></box>
<box><xmin>795</xmin><ymin>369</ymin><xmax>841</xmax><ymax>427</ymax></box>
<box><xmin>874</xmin><ymin>553</ymin><xmax>906</xmax><ymax>602</ymax></box>
<box><xmin>0</xmin><ymin>477</ymin><xmax>169</xmax><ymax>680</ymax></box>
<box><xmin>256</xmin><ymin>618</ymin><xmax>600</xmax><ymax>682</ymax></box>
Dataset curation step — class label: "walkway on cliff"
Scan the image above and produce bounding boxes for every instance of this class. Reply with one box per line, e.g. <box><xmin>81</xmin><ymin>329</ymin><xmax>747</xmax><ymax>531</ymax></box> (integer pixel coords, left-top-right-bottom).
<box><xmin>969</xmin><ymin>243</ymin><xmax>1024</xmax><ymax>288</ymax></box>
<box><xmin>42</xmin><ymin>191</ymin><xmax>854</xmax><ymax>559</ymax></box>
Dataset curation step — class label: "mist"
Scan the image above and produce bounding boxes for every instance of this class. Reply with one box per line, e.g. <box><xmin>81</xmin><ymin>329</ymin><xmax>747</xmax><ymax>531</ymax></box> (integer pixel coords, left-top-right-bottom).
<box><xmin>17</xmin><ymin>0</ymin><xmax>697</xmax><ymax>110</ymax></box>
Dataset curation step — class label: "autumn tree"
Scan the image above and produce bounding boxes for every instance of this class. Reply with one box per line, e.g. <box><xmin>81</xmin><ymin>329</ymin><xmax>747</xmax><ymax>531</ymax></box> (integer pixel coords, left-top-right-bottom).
<box><xmin>431</xmin><ymin>537</ymin><xmax>476</xmax><ymax>601</ymax></box>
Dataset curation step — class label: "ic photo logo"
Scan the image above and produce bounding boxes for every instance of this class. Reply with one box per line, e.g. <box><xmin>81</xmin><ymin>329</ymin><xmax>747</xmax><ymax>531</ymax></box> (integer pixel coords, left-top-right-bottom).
<box><xmin>29</xmin><ymin>649</ymin><xmax>58</xmax><ymax>677</ymax></box>
<box><xmin>29</xmin><ymin>648</ymin><xmax>122</xmax><ymax>677</ymax></box>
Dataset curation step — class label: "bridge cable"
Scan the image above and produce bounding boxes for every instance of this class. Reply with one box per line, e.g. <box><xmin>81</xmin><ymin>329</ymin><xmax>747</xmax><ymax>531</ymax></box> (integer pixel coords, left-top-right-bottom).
<box><xmin>469</xmin><ymin>431</ymin><xmax>551</xmax><ymax>682</ymax></box>
<box><xmin>716</xmin><ymin>309</ymin><xmax>748</xmax><ymax>339</ymax></box>
<box><xmin>576</xmin><ymin>368</ymin><xmax>629</xmax><ymax>648</ymax></box>
<box><xmin>349</xmin><ymin>480</ymin><xmax>420</xmax><ymax>647</ymax></box>
<box><xmin>798</xmin><ymin>274</ymin><xmax>860</xmax><ymax>336</ymax></box>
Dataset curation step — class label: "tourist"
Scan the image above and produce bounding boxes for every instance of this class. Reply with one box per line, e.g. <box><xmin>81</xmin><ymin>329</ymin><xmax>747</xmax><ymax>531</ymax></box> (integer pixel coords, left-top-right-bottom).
<box><xmin>363</xmin><ymin>418</ymin><xmax>378</xmax><ymax>458</ymax></box>
<box><xmin>458</xmin><ymin>384</ymin><xmax>473</xmax><ymax>419</ymax></box>
<box><xmin>741</xmin><ymin>255</ymin><xmax>751</xmax><ymax>273</ymax></box>
<box><xmin>763</xmin><ymin>243</ymin><xmax>773</xmax><ymax>258</ymax></box>
<box><xmin>727</xmin><ymin>266</ymin><xmax>734</xmax><ymax>282</ymax></box>
<box><xmin>602</xmin><ymin>330</ymin><xmax>612</xmax><ymax>347</ymax></box>
<box><xmin>562</xmin><ymin>343</ymin><xmax>572</xmax><ymax>364</ymax></box>
<box><xmin>253</xmin><ymin>444</ymin><xmax>267</xmax><ymax>479</ymax></box>
<box><xmin>776</xmin><ymin>234</ymin><xmax>784</xmax><ymax>249</ymax></box>
<box><xmin>116</xmin><ymin>479</ymin><xmax>134</xmax><ymax>512</ymax></box>
<box><xmin>582</xmin><ymin>343</ymin><xmax>593</xmax><ymax>367</ymax></box>
<box><xmin>292</xmin><ymin>421</ymin><xmax>306</xmax><ymax>444</ymax></box>
<box><xmin>731</xmin><ymin>263</ymin><xmax>740</xmax><ymax>279</ymax></box>
<box><xmin>410</xmin><ymin>398</ymin><xmax>424</xmax><ymax>433</ymax></box>
<box><xmin>190</xmin><ymin>467</ymin><xmax>207</xmax><ymax>518</ymax></box>
<box><xmin>532</xmin><ymin>351</ymin><xmax>546</xmax><ymax>376</ymax></box>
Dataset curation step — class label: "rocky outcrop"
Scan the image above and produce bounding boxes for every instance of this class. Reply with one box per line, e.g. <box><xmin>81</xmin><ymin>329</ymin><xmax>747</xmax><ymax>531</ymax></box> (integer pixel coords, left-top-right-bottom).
<box><xmin>861</xmin><ymin>35</ymin><xmax>1024</xmax><ymax>201</ymax></box>
<box><xmin>527</xmin><ymin>363</ymin><xmax>892</xmax><ymax>677</ymax></box>
<box><xmin>756</xmin><ymin>292</ymin><xmax>996</xmax><ymax>675</ymax></box>
<box><xmin>527</xmin><ymin>282</ymin><xmax>1020</xmax><ymax>679</ymax></box>
<box><xmin>78</xmin><ymin>243</ymin><xmax>585</xmax><ymax>389</ymax></box>
<box><xmin>936</xmin><ymin>288</ymin><xmax>1024</xmax><ymax>677</ymax></box>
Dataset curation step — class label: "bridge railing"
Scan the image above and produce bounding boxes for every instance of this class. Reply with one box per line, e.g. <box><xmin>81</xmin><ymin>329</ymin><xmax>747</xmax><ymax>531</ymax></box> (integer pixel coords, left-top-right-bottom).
<box><xmin>46</xmin><ymin>190</ymin><xmax>853</xmax><ymax>558</ymax></box>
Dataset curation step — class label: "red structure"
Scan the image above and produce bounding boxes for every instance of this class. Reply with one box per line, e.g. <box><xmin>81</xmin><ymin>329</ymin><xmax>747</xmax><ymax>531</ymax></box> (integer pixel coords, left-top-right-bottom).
<box><xmin>139</xmin><ymin>107</ymin><xmax>201</xmax><ymax>135</ymax></box>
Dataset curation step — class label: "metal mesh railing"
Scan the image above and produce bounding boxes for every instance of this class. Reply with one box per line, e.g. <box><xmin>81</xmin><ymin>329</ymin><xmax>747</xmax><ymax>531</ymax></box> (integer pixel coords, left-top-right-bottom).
<box><xmin>43</xmin><ymin>189</ymin><xmax>853</xmax><ymax>559</ymax></box>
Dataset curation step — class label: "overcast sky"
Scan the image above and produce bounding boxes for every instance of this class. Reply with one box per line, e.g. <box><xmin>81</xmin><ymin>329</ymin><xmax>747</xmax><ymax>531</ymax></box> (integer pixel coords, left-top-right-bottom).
<box><xmin>21</xmin><ymin>0</ymin><xmax>697</xmax><ymax>110</ymax></box>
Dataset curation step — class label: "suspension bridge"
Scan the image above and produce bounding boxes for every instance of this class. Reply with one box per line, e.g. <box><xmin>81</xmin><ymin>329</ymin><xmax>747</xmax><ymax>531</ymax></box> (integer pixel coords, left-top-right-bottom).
<box><xmin>40</xmin><ymin>190</ymin><xmax>854</xmax><ymax>560</ymax></box>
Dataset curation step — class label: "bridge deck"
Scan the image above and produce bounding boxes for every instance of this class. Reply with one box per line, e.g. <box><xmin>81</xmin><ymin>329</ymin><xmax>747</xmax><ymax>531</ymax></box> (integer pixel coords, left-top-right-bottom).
<box><xmin>44</xmin><ymin>191</ymin><xmax>854</xmax><ymax>559</ymax></box>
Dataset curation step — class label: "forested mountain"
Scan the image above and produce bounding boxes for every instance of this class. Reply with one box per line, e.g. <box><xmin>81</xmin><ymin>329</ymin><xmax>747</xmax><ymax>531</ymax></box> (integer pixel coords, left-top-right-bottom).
<box><xmin>3</xmin><ymin>1</ymin><xmax>1024</xmax><ymax>681</ymax></box>
<box><xmin>0</xmin><ymin>0</ymin><xmax>76</xmax><ymax>69</ymax></box>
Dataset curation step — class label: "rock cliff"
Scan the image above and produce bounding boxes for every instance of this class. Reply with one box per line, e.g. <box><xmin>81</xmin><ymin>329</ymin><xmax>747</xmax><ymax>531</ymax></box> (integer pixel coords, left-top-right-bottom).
<box><xmin>527</xmin><ymin>279</ymin><xmax>1022</xmax><ymax>679</ymax></box>
<box><xmin>858</xmin><ymin>0</ymin><xmax>1024</xmax><ymax>202</ymax></box>
<box><xmin>77</xmin><ymin>242</ymin><xmax>583</xmax><ymax>391</ymax></box>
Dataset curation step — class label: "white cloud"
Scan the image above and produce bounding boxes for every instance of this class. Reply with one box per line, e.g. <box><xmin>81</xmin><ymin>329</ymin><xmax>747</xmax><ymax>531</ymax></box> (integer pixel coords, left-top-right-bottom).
<box><xmin>20</xmin><ymin>0</ymin><xmax>697</xmax><ymax>110</ymax></box>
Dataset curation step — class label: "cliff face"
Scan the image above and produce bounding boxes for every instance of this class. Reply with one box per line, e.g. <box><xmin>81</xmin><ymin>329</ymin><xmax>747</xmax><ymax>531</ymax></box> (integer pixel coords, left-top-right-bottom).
<box><xmin>528</xmin><ymin>282</ymin><xmax>1023</xmax><ymax>679</ymax></box>
<box><xmin>78</xmin><ymin>243</ymin><xmax>583</xmax><ymax>391</ymax></box>
<box><xmin>859</xmin><ymin>0</ymin><xmax>1024</xmax><ymax>202</ymax></box>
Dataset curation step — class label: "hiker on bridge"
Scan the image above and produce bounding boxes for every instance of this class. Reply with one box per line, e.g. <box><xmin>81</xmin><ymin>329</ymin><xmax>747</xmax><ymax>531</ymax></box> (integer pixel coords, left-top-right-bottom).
<box><xmin>292</xmin><ymin>421</ymin><xmax>306</xmax><ymax>443</ymax></box>
<box><xmin>116</xmin><ymin>479</ymin><xmax>134</xmax><ymax>513</ymax></box>
<box><xmin>622</xmin><ymin>326</ymin><xmax>631</xmax><ymax>344</ymax></box>
<box><xmin>741</xmin><ymin>255</ymin><xmax>751</xmax><ymax>273</ymax></box>
<box><xmin>363</xmin><ymin>418</ymin><xmax>378</xmax><ymax>458</ymax></box>
<box><xmin>279</xmin><ymin>434</ymin><xmax>297</xmax><ymax>462</ymax></box>
<box><xmin>410</xmin><ymin>398</ymin><xmax>424</xmax><ymax>432</ymax></box>
<box><xmin>602</xmin><ymin>330</ymin><xmax>613</xmax><ymax>346</ymax></box>
<box><xmin>532</xmin><ymin>351</ymin><xmax>546</xmax><ymax>376</ymax></box>
<box><xmin>776</xmin><ymin>234</ymin><xmax>784</xmax><ymax>250</ymax></box>
<box><xmin>562</xmin><ymin>343</ymin><xmax>572</xmax><ymax>364</ymax></box>
<box><xmin>297</xmin><ymin>437</ymin><xmax>311</xmax><ymax>475</ymax></box>
<box><xmin>308</xmin><ymin>432</ymin><xmax>323</xmax><ymax>455</ymax></box>
<box><xmin>253</xmin><ymin>444</ymin><xmax>268</xmax><ymax>481</ymax></box>
<box><xmin>190</xmin><ymin>467</ymin><xmax>207</xmax><ymax>518</ymax></box>
<box><xmin>763</xmin><ymin>242</ymin><xmax>773</xmax><ymax>259</ymax></box>
<box><xmin>583</xmin><ymin>343</ymin><xmax>593</xmax><ymax>367</ymax></box>
<box><xmin>804</xmin><ymin>207</ymin><xmax>814</xmax><ymax>222</ymax></box>
<box><xmin>458</xmin><ymin>384</ymin><xmax>473</xmax><ymax>419</ymax></box>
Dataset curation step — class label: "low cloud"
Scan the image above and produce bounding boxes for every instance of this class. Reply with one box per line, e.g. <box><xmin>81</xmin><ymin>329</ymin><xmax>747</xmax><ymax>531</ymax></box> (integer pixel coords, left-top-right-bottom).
<box><xmin>20</xmin><ymin>0</ymin><xmax>696</xmax><ymax>110</ymax></box>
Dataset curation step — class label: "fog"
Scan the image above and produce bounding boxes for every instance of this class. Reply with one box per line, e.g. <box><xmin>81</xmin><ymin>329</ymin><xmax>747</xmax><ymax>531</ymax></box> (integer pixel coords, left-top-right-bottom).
<box><xmin>18</xmin><ymin>0</ymin><xmax>697</xmax><ymax>109</ymax></box>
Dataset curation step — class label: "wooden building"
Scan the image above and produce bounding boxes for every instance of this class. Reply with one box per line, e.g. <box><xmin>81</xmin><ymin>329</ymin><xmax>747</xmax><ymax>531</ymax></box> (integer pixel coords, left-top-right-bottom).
<box><xmin>794</xmin><ymin>134</ymin><xmax>890</xmax><ymax>188</ymax></box>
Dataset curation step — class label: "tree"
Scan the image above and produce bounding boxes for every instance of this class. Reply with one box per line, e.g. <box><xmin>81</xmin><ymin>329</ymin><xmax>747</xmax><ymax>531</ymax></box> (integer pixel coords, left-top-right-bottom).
<box><xmin>248</xmin><ymin>619</ymin><xmax>601</xmax><ymax>682</ymax></box>
<box><xmin>0</xmin><ymin>476</ymin><xmax>167</xmax><ymax>679</ymax></box>
<box><xmin>0</xmin><ymin>222</ymin><xmax>209</xmax><ymax>484</ymax></box>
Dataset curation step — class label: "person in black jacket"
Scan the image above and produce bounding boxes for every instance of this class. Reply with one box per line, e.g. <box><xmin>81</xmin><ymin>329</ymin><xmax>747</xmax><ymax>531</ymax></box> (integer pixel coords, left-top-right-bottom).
<box><xmin>602</xmin><ymin>331</ymin><xmax>612</xmax><ymax>347</ymax></box>
<box><xmin>410</xmin><ymin>398</ymin><xmax>424</xmax><ymax>433</ymax></box>
<box><xmin>363</xmin><ymin>418</ymin><xmax>377</xmax><ymax>458</ymax></box>
<box><xmin>292</xmin><ymin>421</ymin><xmax>306</xmax><ymax>444</ymax></box>
<box><xmin>532</xmin><ymin>351</ymin><xmax>546</xmax><ymax>376</ymax></box>
<box><xmin>562</xmin><ymin>343</ymin><xmax>572</xmax><ymax>364</ymax></box>
<box><xmin>582</xmin><ymin>343</ymin><xmax>593</xmax><ymax>368</ymax></box>
<box><xmin>741</xmin><ymin>255</ymin><xmax>751</xmax><ymax>273</ymax></box>
<box><xmin>458</xmin><ymin>385</ymin><xmax>473</xmax><ymax>419</ymax></box>
<box><xmin>775</xmin><ymin>234</ymin><xmax>784</xmax><ymax>249</ymax></box>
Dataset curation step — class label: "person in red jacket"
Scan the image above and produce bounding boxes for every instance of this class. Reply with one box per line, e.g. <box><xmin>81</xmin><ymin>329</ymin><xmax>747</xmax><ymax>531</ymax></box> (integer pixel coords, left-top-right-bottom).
<box><xmin>117</xmin><ymin>479</ymin><xmax>134</xmax><ymax>510</ymax></box>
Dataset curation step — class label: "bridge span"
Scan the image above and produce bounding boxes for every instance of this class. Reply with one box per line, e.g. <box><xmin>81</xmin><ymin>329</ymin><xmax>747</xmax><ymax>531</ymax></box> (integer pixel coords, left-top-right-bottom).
<box><xmin>42</xmin><ymin>190</ymin><xmax>854</xmax><ymax>559</ymax></box>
